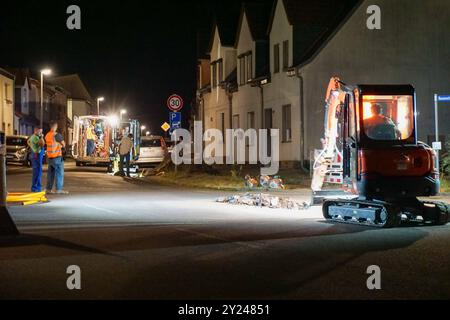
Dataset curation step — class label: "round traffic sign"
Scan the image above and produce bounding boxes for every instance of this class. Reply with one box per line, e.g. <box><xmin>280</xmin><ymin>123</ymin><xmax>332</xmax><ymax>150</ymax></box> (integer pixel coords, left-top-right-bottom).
<box><xmin>167</xmin><ymin>94</ymin><xmax>184</xmax><ymax>112</ymax></box>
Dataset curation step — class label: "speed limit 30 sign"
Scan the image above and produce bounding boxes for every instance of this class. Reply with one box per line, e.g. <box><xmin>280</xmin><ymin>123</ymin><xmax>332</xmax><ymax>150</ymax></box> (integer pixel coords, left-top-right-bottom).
<box><xmin>167</xmin><ymin>94</ymin><xmax>184</xmax><ymax>112</ymax></box>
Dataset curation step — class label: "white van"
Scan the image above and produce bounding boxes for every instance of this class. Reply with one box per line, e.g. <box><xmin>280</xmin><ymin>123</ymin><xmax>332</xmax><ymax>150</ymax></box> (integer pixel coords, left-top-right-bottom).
<box><xmin>136</xmin><ymin>135</ymin><xmax>167</xmax><ymax>166</ymax></box>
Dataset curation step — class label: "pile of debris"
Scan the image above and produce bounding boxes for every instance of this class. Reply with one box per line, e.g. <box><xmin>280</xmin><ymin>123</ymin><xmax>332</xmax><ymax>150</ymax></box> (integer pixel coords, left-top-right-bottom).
<box><xmin>245</xmin><ymin>175</ymin><xmax>285</xmax><ymax>190</ymax></box>
<box><xmin>140</xmin><ymin>155</ymin><xmax>172</xmax><ymax>177</ymax></box>
<box><xmin>216</xmin><ymin>193</ymin><xmax>310</xmax><ymax>210</ymax></box>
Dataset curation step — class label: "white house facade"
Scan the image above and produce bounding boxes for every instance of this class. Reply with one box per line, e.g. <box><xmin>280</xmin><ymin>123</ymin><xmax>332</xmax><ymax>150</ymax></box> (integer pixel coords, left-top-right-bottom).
<box><xmin>0</xmin><ymin>68</ymin><xmax>15</xmax><ymax>136</ymax></box>
<box><xmin>203</xmin><ymin>26</ymin><xmax>237</xmax><ymax>134</ymax></box>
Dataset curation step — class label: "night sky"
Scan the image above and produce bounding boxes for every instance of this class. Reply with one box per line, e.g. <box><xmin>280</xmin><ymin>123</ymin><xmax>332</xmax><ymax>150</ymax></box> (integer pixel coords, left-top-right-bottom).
<box><xmin>0</xmin><ymin>0</ymin><xmax>257</xmax><ymax>134</ymax></box>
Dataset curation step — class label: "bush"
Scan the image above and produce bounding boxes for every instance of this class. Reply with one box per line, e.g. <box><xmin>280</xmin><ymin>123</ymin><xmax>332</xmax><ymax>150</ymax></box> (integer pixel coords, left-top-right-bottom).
<box><xmin>442</xmin><ymin>137</ymin><xmax>450</xmax><ymax>177</ymax></box>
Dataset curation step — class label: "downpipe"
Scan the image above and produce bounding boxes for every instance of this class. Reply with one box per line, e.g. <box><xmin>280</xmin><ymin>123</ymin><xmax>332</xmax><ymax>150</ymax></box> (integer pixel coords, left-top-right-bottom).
<box><xmin>297</xmin><ymin>72</ymin><xmax>308</xmax><ymax>173</ymax></box>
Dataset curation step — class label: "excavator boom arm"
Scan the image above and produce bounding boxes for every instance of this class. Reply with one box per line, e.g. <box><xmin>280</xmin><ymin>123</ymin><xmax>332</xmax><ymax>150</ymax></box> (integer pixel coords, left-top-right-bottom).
<box><xmin>311</xmin><ymin>77</ymin><xmax>352</xmax><ymax>192</ymax></box>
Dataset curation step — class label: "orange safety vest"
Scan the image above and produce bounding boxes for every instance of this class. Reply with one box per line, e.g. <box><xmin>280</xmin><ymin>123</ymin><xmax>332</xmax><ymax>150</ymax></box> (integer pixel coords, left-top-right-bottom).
<box><xmin>45</xmin><ymin>131</ymin><xmax>62</xmax><ymax>159</ymax></box>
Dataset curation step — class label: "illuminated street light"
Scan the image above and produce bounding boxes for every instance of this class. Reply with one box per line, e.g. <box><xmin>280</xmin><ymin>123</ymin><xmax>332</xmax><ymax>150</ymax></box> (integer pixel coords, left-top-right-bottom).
<box><xmin>146</xmin><ymin>131</ymin><xmax>150</xmax><ymax>136</ymax></box>
<box><xmin>107</xmin><ymin>115</ymin><xmax>119</xmax><ymax>127</ymax></box>
<box><xmin>97</xmin><ymin>97</ymin><xmax>105</xmax><ymax>115</ymax></box>
<box><xmin>140</xmin><ymin>125</ymin><xmax>146</xmax><ymax>135</ymax></box>
<box><xmin>120</xmin><ymin>109</ymin><xmax>127</xmax><ymax>121</ymax></box>
<box><xmin>40</xmin><ymin>68</ymin><xmax>52</xmax><ymax>129</ymax></box>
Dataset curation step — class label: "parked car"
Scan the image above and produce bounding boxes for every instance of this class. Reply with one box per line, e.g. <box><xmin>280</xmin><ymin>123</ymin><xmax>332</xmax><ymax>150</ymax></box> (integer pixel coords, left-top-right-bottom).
<box><xmin>136</xmin><ymin>135</ymin><xmax>167</xmax><ymax>167</ymax></box>
<box><xmin>5</xmin><ymin>135</ymin><xmax>31</xmax><ymax>166</ymax></box>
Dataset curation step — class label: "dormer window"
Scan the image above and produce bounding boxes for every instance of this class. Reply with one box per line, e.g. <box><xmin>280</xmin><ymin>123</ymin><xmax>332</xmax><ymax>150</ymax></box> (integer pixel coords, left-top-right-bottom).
<box><xmin>218</xmin><ymin>60</ymin><xmax>223</xmax><ymax>84</ymax></box>
<box><xmin>211</xmin><ymin>59</ymin><xmax>223</xmax><ymax>88</ymax></box>
<box><xmin>282</xmin><ymin>40</ymin><xmax>289</xmax><ymax>70</ymax></box>
<box><xmin>247</xmin><ymin>52</ymin><xmax>253</xmax><ymax>81</ymax></box>
<box><xmin>273</xmin><ymin>44</ymin><xmax>280</xmax><ymax>73</ymax></box>
<box><xmin>238</xmin><ymin>51</ymin><xmax>252</xmax><ymax>85</ymax></box>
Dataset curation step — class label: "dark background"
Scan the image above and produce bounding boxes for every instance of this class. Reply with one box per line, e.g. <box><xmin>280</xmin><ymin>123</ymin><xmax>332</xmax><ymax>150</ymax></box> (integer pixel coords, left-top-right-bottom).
<box><xmin>0</xmin><ymin>0</ymin><xmax>267</xmax><ymax>134</ymax></box>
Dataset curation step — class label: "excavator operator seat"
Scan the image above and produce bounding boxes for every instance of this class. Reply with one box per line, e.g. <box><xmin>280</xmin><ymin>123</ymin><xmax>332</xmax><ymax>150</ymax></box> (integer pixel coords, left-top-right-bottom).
<box><xmin>366</xmin><ymin>122</ymin><xmax>399</xmax><ymax>140</ymax></box>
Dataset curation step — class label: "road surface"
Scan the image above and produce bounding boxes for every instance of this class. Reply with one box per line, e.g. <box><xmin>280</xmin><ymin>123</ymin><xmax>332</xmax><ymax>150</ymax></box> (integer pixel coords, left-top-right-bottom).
<box><xmin>1</xmin><ymin>162</ymin><xmax>450</xmax><ymax>299</ymax></box>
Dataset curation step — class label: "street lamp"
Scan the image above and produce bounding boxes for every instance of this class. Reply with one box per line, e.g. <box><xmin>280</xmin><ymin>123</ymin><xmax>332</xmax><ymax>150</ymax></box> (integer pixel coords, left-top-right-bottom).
<box><xmin>107</xmin><ymin>115</ymin><xmax>119</xmax><ymax>127</ymax></box>
<box><xmin>97</xmin><ymin>97</ymin><xmax>105</xmax><ymax>115</ymax></box>
<box><xmin>40</xmin><ymin>68</ymin><xmax>52</xmax><ymax>129</ymax></box>
<box><xmin>140</xmin><ymin>125</ymin><xmax>146</xmax><ymax>135</ymax></box>
<box><xmin>146</xmin><ymin>131</ymin><xmax>150</xmax><ymax>136</ymax></box>
<box><xmin>120</xmin><ymin>109</ymin><xmax>127</xmax><ymax>121</ymax></box>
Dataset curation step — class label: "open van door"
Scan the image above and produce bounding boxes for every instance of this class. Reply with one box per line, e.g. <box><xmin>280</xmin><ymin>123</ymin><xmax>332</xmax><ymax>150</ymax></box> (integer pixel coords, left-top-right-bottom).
<box><xmin>72</xmin><ymin>116</ymin><xmax>80</xmax><ymax>159</ymax></box>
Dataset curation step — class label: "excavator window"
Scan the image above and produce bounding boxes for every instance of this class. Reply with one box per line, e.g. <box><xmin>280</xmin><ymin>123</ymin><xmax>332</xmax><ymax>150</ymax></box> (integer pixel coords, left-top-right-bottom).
<box><xmin>362</xmin><ymin>95</ymin><xmax>414</xmax><ymax>142</ymax></box>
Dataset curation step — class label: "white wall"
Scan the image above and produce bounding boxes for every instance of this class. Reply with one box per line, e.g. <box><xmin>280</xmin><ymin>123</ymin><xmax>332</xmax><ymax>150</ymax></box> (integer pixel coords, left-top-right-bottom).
<box><xmin>234</xmin><ymin>12</ymin><xmax>261</xmax><ymax>130</ymax></box>
<box><xmin>0</xmin><ymin>75</ymin><xmax>15</xmax><ymax>135</ymax></box>
<box><xmin>264</xmin><ymin>0</ymin><xmax>300</xmax><ymax>162</ymax></box>
<box><xmin>203</xmin><ymin>27</ymin><xmax>236</xmax><ymax>132</ymax></box>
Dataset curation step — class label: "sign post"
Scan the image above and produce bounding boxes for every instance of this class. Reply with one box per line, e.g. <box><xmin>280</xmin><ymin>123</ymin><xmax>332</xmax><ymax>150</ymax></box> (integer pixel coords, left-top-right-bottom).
<box><xmin>166</xmin><ymin>95</ymin><xmax>184</xmax><ymax>175</ymax></box>
<box><xmin>433</xmin><ymin>94</ymin><xmax>450</xmax><ymax>179</ymax></box>
<box><xmin>434</xmin><ymin>94</ymin><xmax>439</xmax><ymax>175</ymax></box>
<box><xmin>161</xmin><ymin>122</ymin><xmax>170</xmax><ymax>133</ymax></box>
<box><xmin>167</xmin><ymin>94</ymin><xmax>184</xmax><ymax>112</ymax></box>
<box><xmin>169</xmin><ymin>112</ymin><xmax>182</xmax><ymax>134</ymax></box>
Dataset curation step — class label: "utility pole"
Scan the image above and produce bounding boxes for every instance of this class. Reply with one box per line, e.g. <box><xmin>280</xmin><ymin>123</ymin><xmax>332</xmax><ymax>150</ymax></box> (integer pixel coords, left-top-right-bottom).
<box><xmin>40</xmin><ymin>69</ymin><xmax>52</xmax><ymax>129</ymax></box>
<box><xmin>97</xmin><ymin>97</ymin><xmax>105</xmax><ymax>116</ymax></box>
<box><xmin>434</xmin><ymin>94</ymin><xmax>440</xmax><ymax>175</ymax></box>
<box><xmin>0</xmin><ymin>131</ymin><xmax>19</xmax><ymax>236</ymax></box>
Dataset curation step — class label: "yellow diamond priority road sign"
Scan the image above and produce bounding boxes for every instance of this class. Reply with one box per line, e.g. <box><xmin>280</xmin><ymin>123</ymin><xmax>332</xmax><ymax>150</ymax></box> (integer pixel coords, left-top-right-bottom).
<box><xmin>161</xmin><ymin>122</ymin><xmax>170</xmax><ymax>132</ymax></box>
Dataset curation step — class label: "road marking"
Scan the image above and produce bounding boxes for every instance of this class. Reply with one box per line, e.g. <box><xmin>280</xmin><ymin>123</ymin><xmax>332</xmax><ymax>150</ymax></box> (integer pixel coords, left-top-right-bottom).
<box><xmin>173</xmin><ymin>227</ymin><xmax>264</xmax><ymax>249</ymax></box>
<box><xmin>83</xmin><ymin>204</ymin><xmax>121</xmax><ymax>215</ymax></box>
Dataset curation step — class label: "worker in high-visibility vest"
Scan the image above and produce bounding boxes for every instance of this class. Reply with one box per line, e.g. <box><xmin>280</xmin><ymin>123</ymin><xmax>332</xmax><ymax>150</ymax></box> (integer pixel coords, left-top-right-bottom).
<box><xmin>27</xmin><ymin>126</ymin><xmax>45</xmax><ymax>192</ymax></box>
<box><xmin>45</xmin><ymin>121</ymin><xmax>69</xmax><ymax>195</ymax></box>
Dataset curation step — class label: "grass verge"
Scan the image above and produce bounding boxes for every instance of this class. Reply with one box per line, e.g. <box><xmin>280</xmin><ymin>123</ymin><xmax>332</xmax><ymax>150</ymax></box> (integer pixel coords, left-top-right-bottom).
<box><xmin>143</xmin><ymin>167</ymin><xmax>450</xmax><ymax>194</ymax></box>
<box><xmin>145</xmin><ymin>171</ymin><xmax>246</xmax><ymax>191</ymax></box>
<box><xmin>143</xmin><ymin>166</ymin><xmax>312</xmax><ymax>191</ymax></box>
<box><xmin>441</xmin><ymin>177</ymin><xmax>450</xmax><ymax>193</ymax></box>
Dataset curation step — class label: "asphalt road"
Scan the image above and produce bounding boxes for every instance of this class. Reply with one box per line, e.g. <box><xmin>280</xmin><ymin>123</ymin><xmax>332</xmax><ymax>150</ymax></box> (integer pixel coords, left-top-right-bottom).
<box><xmin>1</xmin><ymin>162</ymin><xmax>450</xmax><ymax>300</ymax></box>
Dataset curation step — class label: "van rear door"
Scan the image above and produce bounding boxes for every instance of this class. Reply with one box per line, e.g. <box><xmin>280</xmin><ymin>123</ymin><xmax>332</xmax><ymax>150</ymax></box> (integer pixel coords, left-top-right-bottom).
<box><xmin>72</xmin><ymin>116</ymin><xmax>80</xmax><ymax>158</ymax></box>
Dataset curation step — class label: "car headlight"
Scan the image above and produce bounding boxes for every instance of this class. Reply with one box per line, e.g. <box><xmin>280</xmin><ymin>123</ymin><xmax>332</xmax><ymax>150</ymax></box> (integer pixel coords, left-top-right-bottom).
<box><xmin>17</xmin><ymin>149</ymin><xmax>27</xmax><ymax>158</ymax></box>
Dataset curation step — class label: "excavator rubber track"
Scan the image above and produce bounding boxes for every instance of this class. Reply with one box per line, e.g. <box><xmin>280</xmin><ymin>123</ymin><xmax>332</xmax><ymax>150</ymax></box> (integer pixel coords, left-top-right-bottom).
<box><xmin>323</xmin><ymin>199</ymin><xmax>450</xmax><ymax>228</ymax></box>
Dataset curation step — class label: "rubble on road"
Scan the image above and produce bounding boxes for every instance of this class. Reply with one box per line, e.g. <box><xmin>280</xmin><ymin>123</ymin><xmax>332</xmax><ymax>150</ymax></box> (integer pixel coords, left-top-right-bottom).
<box><xmin>216</xmin><ymin>193</ymin><xmax>310</xmax><ymax>210</ymax></box>
<box><xmin>245</xmin><ymin>175</ymin><xmax>285</xmax><ymax>189</ymax></box>
<box><xmin>140</xmin><ymin>155</ymin><xmax>172</xmax><ymax>177</ymax></box>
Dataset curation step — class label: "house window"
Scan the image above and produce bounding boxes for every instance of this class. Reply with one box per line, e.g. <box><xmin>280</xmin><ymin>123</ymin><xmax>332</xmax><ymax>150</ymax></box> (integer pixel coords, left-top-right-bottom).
<box><xmin>239</xmin><ymin>56</ymin><xmax>246</xmax><ymax>85</ymax></box>
<box><xmin>217</xmin><ymin>59</ymin><xmax>223</xmax><ymax>84</ymax></box>
<box><xmin>220</xmin><ymin>112</ymin><xmax>225</xmax><ymax>132</ymax></box>
<box><xmin>247</xmin><ymin>52</ymin><xmax>253</xmax><ymax>81</ymax></box>
<box><xmin>282</xmin><ymin>104</ymin><xmax>292</xmax><ymax>142</ymax></box>
<box><xmin>232</xmin><ymin>114</ymin><xmax>240</xmax><ymax>129</ymax></box>
<box><xmin>247</xmin><ymin>111</ymin><xmax>255</xmax><ymax>129</ymax></box>
<box><xmin>274</xmin><ymin>44</ymin><xmax>280</xmax><ymax>73</ymax></box>
<box><xmin>282</xmin><ymin>40</ymin><xmax>289</xmax><ymax>70</ymax></box>
<box><xmin>211</xmin><ymin>59</ymin><xmax>223</xmax><ymax>88</ymax></box>
<box><xmin>212</xmin><ymin>62</ymin><xmax>217</xmax><ymax>88</ymax></box>
<box><xmin>238</xmin><ymin>52</ymin><xmax>252</xmax><ymax>85</ymax></box>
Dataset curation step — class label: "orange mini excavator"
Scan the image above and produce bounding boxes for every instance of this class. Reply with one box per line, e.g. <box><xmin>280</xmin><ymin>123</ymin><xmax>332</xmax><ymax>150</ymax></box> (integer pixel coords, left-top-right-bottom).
<box><xmin>311</xmin><ymin>77</ymin><xmax>450</xmax><ymax>227</ymax></box>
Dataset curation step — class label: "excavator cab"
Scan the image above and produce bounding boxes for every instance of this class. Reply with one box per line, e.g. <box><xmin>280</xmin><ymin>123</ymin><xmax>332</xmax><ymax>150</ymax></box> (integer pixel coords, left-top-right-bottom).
<box><xmin>355</xmin><ymin>86</ymin><xmax>439</xmax><ymax>200</ymax></box>
<box><xmin>312</xmin><ymin>78</ymin><xmax>449</xmax><ymax>227</ymax></box>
